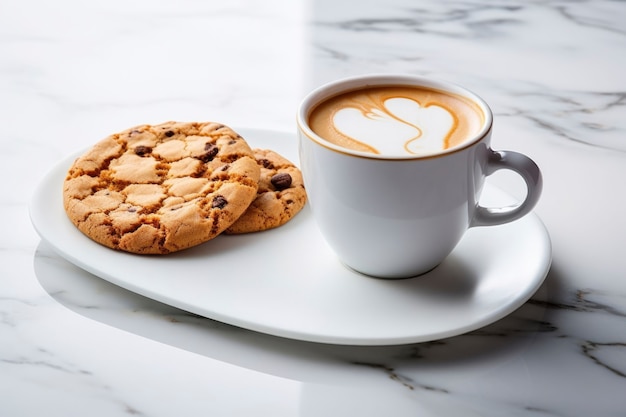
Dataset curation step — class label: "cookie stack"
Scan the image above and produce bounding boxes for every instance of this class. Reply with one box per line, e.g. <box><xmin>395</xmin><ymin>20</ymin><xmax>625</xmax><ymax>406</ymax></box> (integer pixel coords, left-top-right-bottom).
<box><xmin>63</xmin><ymin>121</ymin><xmax>306</xmax><ymax>254</ymax></box>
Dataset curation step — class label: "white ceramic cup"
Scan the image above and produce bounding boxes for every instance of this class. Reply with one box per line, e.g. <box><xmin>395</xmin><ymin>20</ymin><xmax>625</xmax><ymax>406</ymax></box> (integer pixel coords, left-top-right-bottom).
<box><xmin>297</xmin><ymin>74</ymin><xmax>543</xmax><ymax>278</ymax></box>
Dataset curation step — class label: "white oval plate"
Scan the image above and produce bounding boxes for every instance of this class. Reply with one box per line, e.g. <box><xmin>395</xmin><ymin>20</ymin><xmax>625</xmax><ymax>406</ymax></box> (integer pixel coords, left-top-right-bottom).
<box><xmin>29</xmin><ymin>128</ymin><xmax>551</xmax><ymax>346</ymax></box>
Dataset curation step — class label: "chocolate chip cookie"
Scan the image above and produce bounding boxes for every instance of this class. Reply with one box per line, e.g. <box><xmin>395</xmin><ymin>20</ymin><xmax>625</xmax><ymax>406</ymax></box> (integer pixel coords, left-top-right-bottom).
<box><xmin>63</xmin><ymin>122</ymin><xmax>260</xmax><ymax>254</ymax></box>
<box><xmin>225</xmin><ymin>148</ymin><xmax>306</xmax><ymax>234</ymax></box>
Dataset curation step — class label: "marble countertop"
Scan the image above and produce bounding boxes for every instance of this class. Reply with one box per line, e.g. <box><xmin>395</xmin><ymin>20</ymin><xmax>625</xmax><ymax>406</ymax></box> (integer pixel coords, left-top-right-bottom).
<box><xmin>3</xmin><ymin>0</ymin><xmax>625</xmax><ymax>415</ymax></box>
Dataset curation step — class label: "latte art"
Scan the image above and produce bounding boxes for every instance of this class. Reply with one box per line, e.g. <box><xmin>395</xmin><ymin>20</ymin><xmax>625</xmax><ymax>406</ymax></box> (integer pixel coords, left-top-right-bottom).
<box><xmin>308</xmin><ymin>86</ymin><xmax>485</xmax><ymax>156</ymax></box>
<box><xmin>334</xmin><ymin>97</ymin><xmax>455</xmax><ymax>155</ymax></box>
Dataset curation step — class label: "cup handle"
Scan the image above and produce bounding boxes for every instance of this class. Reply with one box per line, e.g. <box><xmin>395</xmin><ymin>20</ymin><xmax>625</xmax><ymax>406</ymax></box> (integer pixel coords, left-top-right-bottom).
<box><xmin>471</xmin><ymin>150</ymin><xmax>543</xmax><ymax>227</ymax></box>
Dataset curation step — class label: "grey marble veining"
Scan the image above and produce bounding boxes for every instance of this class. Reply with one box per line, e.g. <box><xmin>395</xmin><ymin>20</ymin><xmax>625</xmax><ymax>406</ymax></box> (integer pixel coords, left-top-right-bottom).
<box><xmin>309</xmin><ymin>0</ymin><xmax>626</xmax><ymax>154</ymax></box>
<box><xmin>2</xmin><ymin>0</ymin><xmax>626</xmax><ymax>415</ymax></box>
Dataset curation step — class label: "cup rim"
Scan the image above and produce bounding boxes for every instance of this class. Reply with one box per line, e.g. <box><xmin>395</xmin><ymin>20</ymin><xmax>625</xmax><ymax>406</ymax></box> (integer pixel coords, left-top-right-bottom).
<box><xmin>296</xmin><ymin>73</ymin><xmax>494</xmax><ymax>160</ymax></box>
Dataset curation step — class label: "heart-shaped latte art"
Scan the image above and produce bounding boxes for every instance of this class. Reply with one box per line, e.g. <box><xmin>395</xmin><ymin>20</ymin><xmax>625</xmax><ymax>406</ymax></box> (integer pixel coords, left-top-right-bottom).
<box><xmin>333</xmin><ymin>97</ymin><xmax>455</xmax><ymax>156</ymax></box>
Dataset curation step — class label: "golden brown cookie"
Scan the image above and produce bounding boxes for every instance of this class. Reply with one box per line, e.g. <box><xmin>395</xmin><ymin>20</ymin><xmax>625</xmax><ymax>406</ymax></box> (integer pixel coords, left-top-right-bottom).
<box><xmin>63</xmin><ymin>121</ymin><xmax>260</xmax><ymax>254</ymax></box>
<box><xmin>225</xmin><ymin>148</ymin><xmax>306</xmax><ymax>234</ymax></box>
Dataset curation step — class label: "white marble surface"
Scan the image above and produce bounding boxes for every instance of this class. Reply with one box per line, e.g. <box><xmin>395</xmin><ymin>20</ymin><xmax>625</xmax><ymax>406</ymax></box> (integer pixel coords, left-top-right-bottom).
<box><xmin>3</xmin><ymin>0</ymin><xmax>626</xmax><ymax>415</ymax></box>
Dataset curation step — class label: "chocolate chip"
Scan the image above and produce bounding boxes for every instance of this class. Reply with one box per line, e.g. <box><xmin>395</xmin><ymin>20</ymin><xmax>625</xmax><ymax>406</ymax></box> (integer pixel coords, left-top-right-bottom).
<box><xmin>164</xmin><ymin>130</ymin><xmax>175</xmax><ymax>137</ymax></box>
<box><xmin>271</xmin><ymin>172</ymin><xmax>292</xmax><ymax>190</ymax></box>
<box><xmin>259</xmin><ymin>158</ymin><xmax>274</xmax><ymax>169</ymax></box>
<box><xmin>134</xmin><ymin>146</ymin><xmax>152</xmax><ymax>156</ymax></box>
<box><xmin>212</xmin><ymin>195</ymin><xmax>228</xmax><ymax>209</ymax></box>
<box><xmin>200</xmin><ymin>144</ymin><xmax>219</xmax><ymax>162</ymax></box>
<box><xmin>128</xmin><ymin>207</ymin><xmax>137</xmax><ymax>213</ymax></box>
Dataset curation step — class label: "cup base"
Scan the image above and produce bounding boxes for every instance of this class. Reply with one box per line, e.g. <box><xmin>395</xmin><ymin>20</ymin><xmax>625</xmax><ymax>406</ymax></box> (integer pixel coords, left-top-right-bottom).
<box><xmin>341</xmin><ymin>261</ymin><xmax>441</xmax><ymax>280</ymax></box>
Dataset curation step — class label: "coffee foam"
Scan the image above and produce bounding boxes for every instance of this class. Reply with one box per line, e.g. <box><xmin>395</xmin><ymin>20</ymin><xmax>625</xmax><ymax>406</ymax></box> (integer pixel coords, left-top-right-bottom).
<box><xmin>308</xmin><ymin>86</ymin><xmax>485</xmax><ymax>156</ymax></box>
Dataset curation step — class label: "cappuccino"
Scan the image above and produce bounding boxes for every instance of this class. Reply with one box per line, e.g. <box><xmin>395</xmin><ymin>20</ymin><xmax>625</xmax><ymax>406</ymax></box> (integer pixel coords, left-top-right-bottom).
<box><xmin>308</xmin><ymin>86</ymin><xmax>485</xmax><ymax>156</ymax></box>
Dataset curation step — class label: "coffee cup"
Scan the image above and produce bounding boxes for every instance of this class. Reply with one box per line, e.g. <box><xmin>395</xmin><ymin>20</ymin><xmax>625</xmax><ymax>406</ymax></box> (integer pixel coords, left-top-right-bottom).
<box><xmin>296</xmin><ymin>74</ymin><xmax>542</xmax><ymax>278</ymax></box>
